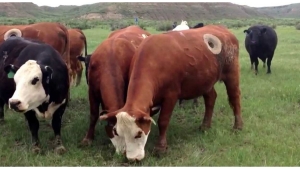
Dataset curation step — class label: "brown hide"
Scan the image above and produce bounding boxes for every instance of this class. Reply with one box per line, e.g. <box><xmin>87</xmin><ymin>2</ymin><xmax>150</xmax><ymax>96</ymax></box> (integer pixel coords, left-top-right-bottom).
<box><xmin>0</xmin><ymin>22</ymin><xmax>70</xmax><ymax>66</ymax></box>
<box><xmin>108</xmin><ymin>25</ymin><xmax>151</xmax><ymax>39</ymax></box>
<box><xmin>81</xmin><ymin>25</ymin><xmax>151</xmax><ymax>144</ymax></box>
<box><xmin>102</xmin><ymin>25</ymin><xmax>243</xmax><ymax>156</ymax></box>
<box><xmin>68</xmin><ymin>28</ymin><xmax>87</xmax><ymax>86</ymax></box>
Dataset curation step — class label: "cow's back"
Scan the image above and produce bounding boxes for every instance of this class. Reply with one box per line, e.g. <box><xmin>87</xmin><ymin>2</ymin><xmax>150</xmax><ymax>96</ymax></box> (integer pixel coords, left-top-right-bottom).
<box><xmin>108</xmin><ymin>25</ymin><xmax>151</xmax><ymax>39</ymax></box>
<box><xmin>129</xmin><ymin>25</ymin><xmax>239</xmax><ymax>100</ymax></box>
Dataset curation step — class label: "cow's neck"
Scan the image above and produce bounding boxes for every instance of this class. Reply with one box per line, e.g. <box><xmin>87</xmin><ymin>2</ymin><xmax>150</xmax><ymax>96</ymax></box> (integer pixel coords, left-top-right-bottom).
<box><xmin>98</xmin><ymin>69</ymin><xmax>126</xmax><ymax>112</ymax></box>
<box><xmin>123</xmin><ymin>79</ymin><xmax>155</xmax><ymax>115</ymax></box>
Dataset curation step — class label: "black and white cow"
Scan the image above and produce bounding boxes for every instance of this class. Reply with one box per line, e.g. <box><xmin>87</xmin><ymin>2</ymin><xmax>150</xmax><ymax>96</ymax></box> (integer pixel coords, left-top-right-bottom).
<box><xmin>0</xmin><ymin>37</ymin><xmax>69</xmax><ymax>154</ymax></box>
<box><xmin>243</xmin><ymin>25</ymin><xmax>278</xmax><ymax>74</ymax></box>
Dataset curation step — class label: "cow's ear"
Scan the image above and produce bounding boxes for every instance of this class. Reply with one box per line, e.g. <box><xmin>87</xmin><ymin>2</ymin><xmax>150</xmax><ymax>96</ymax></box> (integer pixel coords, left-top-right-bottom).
<box><xmin>137</xmin><ymin>115</ymin><xmax>156</xmax><ymax>126</ymax></box>
<box><xmin>4</xmin><ymin>64</ymin><xmax>18</xmax><ymax>79</ymax></box>
<box><xmin>243</xmin><ymin>30</ymin><xmax>250</xmax><ymax>34</ymax></box>
<box><xmin>261</xmin><ymin>28</ymin><xmax>267</xmax><ymax>34</ymax></box>
<box><xmin>40</xmin><ymin>65</ymin><xmax>53</xmax><ymax>84</ymax></box>
<box><xmin>77</xmin><ymin>55</ymin><xmax>86</xmax><ymax>62</ymax></box>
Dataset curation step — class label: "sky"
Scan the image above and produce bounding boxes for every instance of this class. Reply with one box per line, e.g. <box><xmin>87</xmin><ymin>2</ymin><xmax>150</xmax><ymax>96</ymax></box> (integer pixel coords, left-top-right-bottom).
<box><xmin>2</xmin><ymin>0</ymin><xmax>299</xmax><ymax>8</ymax></box>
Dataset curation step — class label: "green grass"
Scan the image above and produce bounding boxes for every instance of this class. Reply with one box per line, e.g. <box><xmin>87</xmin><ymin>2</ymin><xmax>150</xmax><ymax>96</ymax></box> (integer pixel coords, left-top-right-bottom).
<box><xmin>1</xmin><ymin>25</ymin><xmax>300</xmax><ymax>166</ymax></box>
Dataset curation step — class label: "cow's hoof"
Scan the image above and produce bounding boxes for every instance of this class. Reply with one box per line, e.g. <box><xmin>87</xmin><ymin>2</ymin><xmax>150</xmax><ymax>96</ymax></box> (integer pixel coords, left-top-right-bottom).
<box><xmin>54</xmin><ymin>145</ymin><xmax>67</xmax><ymax>155</ymax></box>
<box><xmin>267</xmin><ymin>72</ymin><xmax>271</xmax><ymax>74</ymax></box>
<box><xmin>233</xmin><ymin>124</ymin><xmax>243</xmax><ymax>131</ymax></box>
<box><xmin>0</xmin><ymin>119</ymin><xmax>5</xmax><ymax>125</ymax></box>
<box><xmin>80</xmin><ymin>138</ymin><xmax>92</xmax><ymax>147</ymax></box>
<box><xmin>32</xmin><ymin>145</ymin><xmax>41</xmax><ymax>154</ymax></box>
<box><xmin>154</xmin><ymin>144</ymin><xmax>168</xmax><ymax>154</ymax></box>
<box><xmin>199</xmin><ymin>124</ymin><xmax>211</xmax><ymax>131</ymax></box>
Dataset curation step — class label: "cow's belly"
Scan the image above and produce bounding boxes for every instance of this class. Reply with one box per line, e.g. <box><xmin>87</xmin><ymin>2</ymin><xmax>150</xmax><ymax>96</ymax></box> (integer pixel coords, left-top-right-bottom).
<box><xmin>179</xmin><ymin>69</ymin><xmax>219</xmax><ymax>99</ymax></box>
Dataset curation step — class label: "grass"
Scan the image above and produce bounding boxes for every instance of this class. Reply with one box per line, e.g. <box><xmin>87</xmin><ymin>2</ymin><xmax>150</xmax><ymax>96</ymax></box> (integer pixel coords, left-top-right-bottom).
<box><xmin>1</xmin><ymin>25</ymin><xmax>300</xmax><ymax>166</ymax></box>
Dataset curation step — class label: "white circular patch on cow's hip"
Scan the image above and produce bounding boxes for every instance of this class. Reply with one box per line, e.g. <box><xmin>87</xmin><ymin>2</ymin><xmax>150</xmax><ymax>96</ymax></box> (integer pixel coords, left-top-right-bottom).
<box><xmin>203</xmin><ymin>34</ymin><xmax>222</xmax><ymax>55</ymax></box>
<box><xmin>4</xmin><ymin>28</ymin><xmax>22</xmax><ymax>40</ymax></box>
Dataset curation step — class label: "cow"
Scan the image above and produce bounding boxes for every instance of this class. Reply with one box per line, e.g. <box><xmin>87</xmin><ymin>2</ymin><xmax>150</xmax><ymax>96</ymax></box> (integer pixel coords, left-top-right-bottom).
<box><xmin>172</xmin><ymin>20</ymin><xmax>189</xmax><ymax>31</ymax></box>
<box><xmin>99</xmin><ymin>25</ymin><xmax>243</xmax><ymax>161</ymax></box>
<box><xmin>80</xmin><ymin>25</ymin><xmax>156</xmax><ymax>146</ymax></box>
<box><xmin>77</xmin><ymin>54</ymin><xmax>92</xmax><ymax>84</ymax></box>
<box><xmin>0</xmin><ymin>37</ymin><xmax>69</xmax><ymax>154</ymax></box>
<box><xmin>243</xmin><ymin>25</ymin><xmax>278</xmax><ymax>74</ymax></box>
<box><xmin>68</xmin><ymin>28</ymin><xmax>87</xmax><ymax>86</ymax></box>
<box><xmin>192</xmin><ymin>22</ymin><xmax>204</xmax><ymax>29</ymax></box>
<box><xmin>0</xmin><ymin>22</ymin><xmax>71</xmax><ymax>122</ymax></box>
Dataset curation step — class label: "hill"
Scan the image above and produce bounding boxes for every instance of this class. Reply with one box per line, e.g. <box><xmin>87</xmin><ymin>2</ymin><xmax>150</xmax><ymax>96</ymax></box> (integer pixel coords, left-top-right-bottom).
<box><xmin>0</xmin><ymin>2</ymin><xmax>272</xmax><ymax>20</ymax></box>
<box><xmin>256</xmin><ymin>3</ymin><xmax>300</xmax><ymax>18</ymax></box>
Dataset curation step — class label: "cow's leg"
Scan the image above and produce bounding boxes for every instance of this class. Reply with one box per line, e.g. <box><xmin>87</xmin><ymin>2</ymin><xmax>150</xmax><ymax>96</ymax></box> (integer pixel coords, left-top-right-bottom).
<box><xmin>178</xmin><ymin>99</ymin><xmax>183</xmax><ymax>107</ymax></box>
<box><xmin>154</xmin><ymin>96</ymin><xmax>178</xmax><ymax>153</ymax></box>
<box><xmin>75</xmin><ymin>69</ymin><xmax>83</xmax><ymax>87</ymax></box>
<box><xmin>250</xmin><ymin>56</ymin><xmax>254</xmax><ymax>70</ymax></box>
<box><xmin>24</xmin><ymin>110</ymin><xmax>41</xmax><ymax>153</ymax></box>
<box><xmin>81</xmin><ymin>91</ymin><xmax>100</xmax><ymax>146</ymax></box>
<box><xmin>253</xmin><ymin>57</ymin><xmax>259</xmax><ymax>75</ymax></box>
<box><xmin>75</xmin><ymin>62</ymin><xmax>83</xmax><ymax>87</ymax></box>
<box><xmin>266</xmin><ymin>53</ymin><xmax>274</xmax><ymax>74</ymax></box>
<box><xmin>224</xmin><ymin>73</ymin><xmax>243</xmax><ymax>130</ymax></box>
<box><xmin>52</xmin><ymin>103</ymin><xmax>67</xmax><ymax>154</ymax></box>
<box><xmin>200</xmin><ymin>88</ymin><xmax>217</xmax><ymax>131</ymax></box>
<box><xmin>0</xmin><ymin>99</ymin><xmax>5</xmax><ymax>123</ymax></box>
<box><xmin>193</xmin><ymin>98</ymin><xmax>199</xmax><ymax>107</ymax></box>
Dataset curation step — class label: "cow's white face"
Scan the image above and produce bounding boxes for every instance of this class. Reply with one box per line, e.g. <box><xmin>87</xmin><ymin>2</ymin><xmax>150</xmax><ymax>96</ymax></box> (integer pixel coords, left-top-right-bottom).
<box><xmin>6</xmin><ymin>60</ymin><xmax>53</xmax><ymax>113</ymax></box>
<box><xmin>114</xmin><ymin>112</ymin><xmax>150</xmax><ymax>161</ymax></box>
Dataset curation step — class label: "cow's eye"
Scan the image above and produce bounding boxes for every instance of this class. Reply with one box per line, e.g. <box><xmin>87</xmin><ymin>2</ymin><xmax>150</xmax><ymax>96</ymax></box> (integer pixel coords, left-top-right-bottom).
<box><xmin>31</xmin><ymin>77</ymin><xmax>39</xmax><ymax>85</ymax></box>
<box><xmin>135</xmin><ymin>131</ymin><xmax>143</xmax><ymax>139</ymax></box>
<box><xmin>113</xmin><ymin>128</ymin><xmax>119</xmax><ymax>136</ymax></box>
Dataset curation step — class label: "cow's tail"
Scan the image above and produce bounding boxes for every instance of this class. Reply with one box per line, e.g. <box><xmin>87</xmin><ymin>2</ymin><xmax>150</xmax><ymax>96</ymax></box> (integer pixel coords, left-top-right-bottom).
<box><xmin>77</xmin><ymin>29</ymin><xmax>87</xmax><ymax>57</ymax></box>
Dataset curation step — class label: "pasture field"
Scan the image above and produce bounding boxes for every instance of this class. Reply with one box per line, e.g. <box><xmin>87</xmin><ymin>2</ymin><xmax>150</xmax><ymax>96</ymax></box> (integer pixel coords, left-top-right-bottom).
<box><xmin>1</xmin><ymin>25</ymin><xmax>300</xmax><ymax>166</ymax></box>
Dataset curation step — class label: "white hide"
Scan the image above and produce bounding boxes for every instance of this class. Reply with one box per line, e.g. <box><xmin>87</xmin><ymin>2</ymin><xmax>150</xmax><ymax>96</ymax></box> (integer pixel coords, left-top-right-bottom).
<box><xmin>9</xmin><ymin>60</ymin><xmax>49</xmax><ymax>112</ymax></box>
<box><xmin>4</xmin><ymin>28</ymin><xmax>22</xmax><ymax>41</ymax></box>
<box><xmin>141</xmin><ymin>34</ymin><xmax>148</xmax><ymax>39</ymax></box>
<box><xmin>203</xmin><ymin>34</ymin><xmax>222</xmax><ymax>55</ymax></box>
<box><xmin>110</xmin><ymin>106</ymin><xmax>160</xmax><ymax>154</ymax></box>
<box><xmin>34</xmin><ymin>99</ymin><xmax>66</xmax><ymax>119</ymax></box>
<box><xmin>173</xmin><ymin>20</ymin><xmax>190</xmax><ymax>31</ymax></box>
<box><xmin>114</xmin><ymin>112</ymin><xmax>150</xmax><ymax>161</ymax></box>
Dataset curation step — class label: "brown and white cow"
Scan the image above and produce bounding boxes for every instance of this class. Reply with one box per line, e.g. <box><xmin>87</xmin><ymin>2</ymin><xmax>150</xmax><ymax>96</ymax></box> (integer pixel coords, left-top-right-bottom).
<box><xmin>68</xmin><ymin>28</ymin><xmax>87</xmax><ymax>86</ymax></box>
<box><xmin>99</xmin><ymin>25</ymin><xmax>243</xmax><ymax>161</ymax></box>
<box><xmin>80</xmin><ymin>25</ymin><xmax>156</xmax><ymax>147</ymax></box>
<box><xmin>0</xmin><ymin>22</ymin><xmax>71</xmax><ymax>122</ymax></box>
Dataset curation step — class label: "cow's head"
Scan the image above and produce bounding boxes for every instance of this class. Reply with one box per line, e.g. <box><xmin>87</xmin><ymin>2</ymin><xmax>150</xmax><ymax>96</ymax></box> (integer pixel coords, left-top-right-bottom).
<box><xmin>4</xmin><ymin>60</ymin><xmax>53</xmax><ymax>113</ymax></box>
<box><xmin>77</xmin><ymin>54</ymin><xmax>92</xmax><ymax>84</ymax></box>
<box><xmin>244</xmin><ymin>27</ymin><xmax>267</xmax><ymax>45</ymax></box>
<box><xmin>99</xmin><ymin>110</ymin><xmax>157</xmax><ymax>161</ymax></box>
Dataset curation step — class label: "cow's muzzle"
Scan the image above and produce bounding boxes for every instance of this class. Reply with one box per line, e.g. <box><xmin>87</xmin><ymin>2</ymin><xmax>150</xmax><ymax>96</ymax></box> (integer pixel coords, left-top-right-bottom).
<box><xmin>8</xmin><ymin>99</ymin><xmax>26</xmax><ymax>113</ymax></box>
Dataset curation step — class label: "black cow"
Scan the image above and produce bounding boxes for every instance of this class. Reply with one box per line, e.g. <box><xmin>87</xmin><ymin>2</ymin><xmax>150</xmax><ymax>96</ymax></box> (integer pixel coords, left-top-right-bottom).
<box><xmin>0</xmin><ymin>37</ymin><xmax>69</xmax><ymax>154</ymax></box>
<box><xmin>77</xmin><ymin>54</ymin><xmax>92</xmax><ymax>84</ymax></box>
<box><xmin>243</xmin><ymin>25</ymin><xmax>278</xmax><ymax>74</ymax></box>
<box><xmin>192</xmin><ymin>22</ymin><xmax>204</xmax><ymax>29</ymax></box>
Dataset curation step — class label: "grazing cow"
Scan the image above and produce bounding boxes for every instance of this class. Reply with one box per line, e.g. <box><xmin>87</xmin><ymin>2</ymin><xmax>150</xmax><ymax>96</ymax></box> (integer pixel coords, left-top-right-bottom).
<box><xmin>172</xmin><ymin>20</ymin><xmax>189</xmax><ymax>31</ymax></box>
<box><xmin>80</xmin><ymin>25</ymin><xmax>157</xmax><ymax>146</ymax></box>
<box><xmin>192</xmin><ymin>22</ymin><xmax>204</xmax><ymax>29</ymax></box>
<box><xmin>68</xmin><ymin>28</ymin><xmax>87</xmax><ymax>86</ymax></box>
<box><xmin>243</xmin><ymin>25</ymin><xmax>278</xmax><ymax>74</ymax></box>
<box><xmin>0</xmin><ymin>22</ymin><xmax>71</xmax><ymax>122</ymax></box>
<box><xmin>0</xmin><ymin>37</ymin><xmax>69</xmax><ymax>154</ymax></box>
<box><xmin>99</xmin><ymin>25</ymin><xmax>243</xmax><ymax>161</ymax></box>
